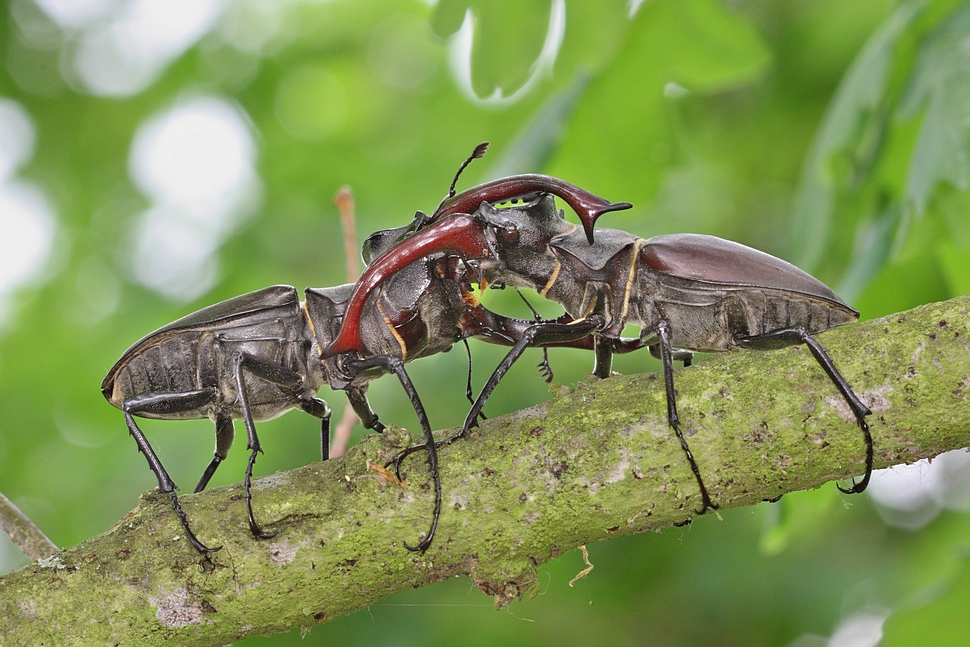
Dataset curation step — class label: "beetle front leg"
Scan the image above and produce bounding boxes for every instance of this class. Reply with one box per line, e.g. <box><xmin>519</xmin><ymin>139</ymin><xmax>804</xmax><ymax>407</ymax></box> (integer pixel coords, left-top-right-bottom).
<box><xmin>343</xmin><ymin>355</ymin><xmax>440</xmax><ymax>553</ymax></box>
<box><xmin>345</xmin><ymin>387</ymin><xmax>386</xmax><ymax>434</ymax></box>
<box><xmin>738</xmin><ymin>327</ymin><xmax>873</xmax><ymax>493</ymax></box>
<box><xmin>297</xmin><ymin>395</ymin><xmax>332</xmax><ymax>461</ymax></box>
<box><xmin>656</xmin><ymin>321</ymin><xmax>718</xmax><ymax>515</ymax></box>
<box><xmin>387</xmin><ymin>316</ymin><xmax>607</xmax><ymax>475</ymax></box>
<box><xmin>122</xmin><ymin>389</ymin><xmax>222</xmax><ymax>557</ymax></box>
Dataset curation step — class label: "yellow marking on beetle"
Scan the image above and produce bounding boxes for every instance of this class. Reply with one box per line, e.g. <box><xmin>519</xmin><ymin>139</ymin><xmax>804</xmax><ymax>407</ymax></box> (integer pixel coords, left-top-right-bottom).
<box><xmin>462</xmin><ymin>289</ymin><xmax>480</xmax><ymax>307</ymax></box>
<box><xmin>619</xmin><ymin>239</ymin><xmax>645</xmax><ymax>322</ymax></box>
<box><xmin>579</xmin><ymin>288</ymin><xmax>599</xmax><ymax>318</ymax></box>
<box><xmin>376</xmin><ymin>296</ymin><xmax>408</xmax><ymax>361</ymax></box>
<box><xmin>303</xmin><ymin>302</ymin><xmax>324</xmax><ymax>358</ymax></box>
<box><xmin>554</xmin><ymin>222</ymin><xmax>578</xmax><ymax>237</ymax></box>
<box><xmin>540</xmin><ymin>254</ymin><xmax>561</xmax><ymax>297</ymax></box>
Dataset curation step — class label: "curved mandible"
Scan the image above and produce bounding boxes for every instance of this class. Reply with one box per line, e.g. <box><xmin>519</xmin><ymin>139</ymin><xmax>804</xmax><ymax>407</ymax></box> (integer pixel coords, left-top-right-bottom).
<box><xmin>431</xmin><ymin>174</ymin><xmax>632</xmax><ymax>244</ymax></box>
<box><xmin>323</xmin><ymin>214</ymin><xmax>494</xmax><ymax>358</ymax></box>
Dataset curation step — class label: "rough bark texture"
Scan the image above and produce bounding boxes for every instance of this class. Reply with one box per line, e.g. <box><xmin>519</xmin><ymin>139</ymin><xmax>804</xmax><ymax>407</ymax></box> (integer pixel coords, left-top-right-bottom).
<box><xmin>2</xmin><ymin>295</ymin><xmax>968</xmax><ymax>646</ymax></box>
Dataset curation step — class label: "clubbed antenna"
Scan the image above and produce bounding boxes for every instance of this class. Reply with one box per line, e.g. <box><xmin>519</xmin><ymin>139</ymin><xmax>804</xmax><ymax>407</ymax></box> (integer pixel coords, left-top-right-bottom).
<box><xmin>448</xmin><ymin>141</ymin><xmax>489</xmax><ymax>198</ymax></box>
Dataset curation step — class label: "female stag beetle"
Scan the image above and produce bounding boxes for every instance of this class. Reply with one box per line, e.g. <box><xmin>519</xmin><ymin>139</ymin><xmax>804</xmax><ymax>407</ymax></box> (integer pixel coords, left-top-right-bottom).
<box><xmin>338</xmin><ymin>190</ymin><xmax>873</xmax><ymax>516</ymax></box>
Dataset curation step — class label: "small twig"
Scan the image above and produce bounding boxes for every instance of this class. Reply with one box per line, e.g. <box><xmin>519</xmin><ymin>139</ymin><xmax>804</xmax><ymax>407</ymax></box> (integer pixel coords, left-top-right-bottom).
<box><xmin>333</xmin><ymin>186</ymin><xmax>361</xmax><ymax>284</ymax></box>
<box><xmin>568</xmin><ymin>545</ymin><xmax>594</xmax><ymax>587</ymax></box>
<box><xmin>0</xmin><ymin>490</ymin><xmax>59</xmax><ymax>560</ymax></box>
<box><xmin>365</xmin><ymin>461</ymin><xmax>408</xmax><ymax>488</ymax></box>
<box><xmin>331</xmin><ymin>186</ymin><xmax>362</xmax><ymax>458</ymax></box>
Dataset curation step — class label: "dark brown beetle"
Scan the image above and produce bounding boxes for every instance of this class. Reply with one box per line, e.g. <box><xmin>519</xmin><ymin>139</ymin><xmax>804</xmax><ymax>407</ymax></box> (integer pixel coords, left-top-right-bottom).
<box><xmin>338</xmin><ymin>194</ymin><xmax>872</xmax><ymax>514</ymax></box>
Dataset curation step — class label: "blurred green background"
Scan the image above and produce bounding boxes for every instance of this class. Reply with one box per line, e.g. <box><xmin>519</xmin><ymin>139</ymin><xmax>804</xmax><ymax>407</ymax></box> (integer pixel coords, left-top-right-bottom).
<box><xmin>2</xmin><ymin>0</ymin><xmax>970</xmax><ymax>645</ymax></box>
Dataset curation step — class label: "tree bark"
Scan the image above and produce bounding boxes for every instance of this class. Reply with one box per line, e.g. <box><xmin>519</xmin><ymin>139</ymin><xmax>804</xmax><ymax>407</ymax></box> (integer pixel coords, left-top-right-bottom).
<box><xmin>2</xmin><ymin>295</ymin><xmax>968</xmax><ymax>646</ymax></box>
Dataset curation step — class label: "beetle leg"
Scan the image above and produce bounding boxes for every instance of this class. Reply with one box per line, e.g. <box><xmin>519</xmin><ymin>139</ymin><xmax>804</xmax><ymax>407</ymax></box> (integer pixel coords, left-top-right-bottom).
<box><xmin>594</xmin><ymin>335</ymin><xmax>613</xmax><ymax>378</ymax></box>
<box><xmin>648</xmin><ymin>344</ymin><xmax>693</xmax><ymax>368</ymax></box>
<box><xmin>514</xmin><ymin>288</ymin><xmax>555</xmax><ymax>384</ymax></box>
<box><xmin>657</xmin><ymin>321</ymin><xmax>718</xmax><ymax>515</ymax></box>
<box><xmin>231</xmin><ymin>352</ymin><xmax>300</xmax><ymax>540</ymax></box>
<box><xmin>461</xmin><ymin>339</ymin><xmax>487</xmax><ymax>420</ymax></box>
<box><xmin>737</xmin><ymin>327</ymin><xmax>873</xmax><ymax>493</ymax></box>
<box><xmin>195</xmin><ymin>411</ymin><xmax>234</xmax><ymax>493</ymax></box>
<box><xmin>297</xmin><ymin>396</ymin><xmax>332</xmax><ymax>461</ymax></box>
<box><xmin>345</xmin><ymin>386</ymin><xmax>386</xmax><ymax>433</ymax></box>
<box><xmin>122</xmin><ymin>388</ymin><xmax>222</xmax><ymax>557</ymax></box>
<box><xmin>387</xmin><ymin>316</ymin><xmax>607</xmax><ymax>477</ymax></box>
<box><xmin>343</xmin><ymin>355</ymin><xmax>440</xmax><ymax>553</ymax></box>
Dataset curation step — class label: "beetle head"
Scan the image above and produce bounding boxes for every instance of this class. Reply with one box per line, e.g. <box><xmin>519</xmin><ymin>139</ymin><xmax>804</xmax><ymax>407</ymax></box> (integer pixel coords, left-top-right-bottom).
<box><xmin>470</xmin><ymin>195</ymin><xmax>575</xmax><ymax>291</ymax></box>
<box><xmin>323</xmin><ymin>212</ymin><xmax>499</xmax><ymax>357</ymax></box>
<box><xmin>360</xmin><ymin>211</ymin><xmax>432</xmax><ymax>264</ymax></box>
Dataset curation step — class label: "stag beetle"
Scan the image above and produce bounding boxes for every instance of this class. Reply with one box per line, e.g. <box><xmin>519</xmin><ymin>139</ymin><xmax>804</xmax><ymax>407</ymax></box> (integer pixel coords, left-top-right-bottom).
<box><xmin>338</xmin><ymin>192</ymin><xmax>873</xmax><ymax>515</ymax></box>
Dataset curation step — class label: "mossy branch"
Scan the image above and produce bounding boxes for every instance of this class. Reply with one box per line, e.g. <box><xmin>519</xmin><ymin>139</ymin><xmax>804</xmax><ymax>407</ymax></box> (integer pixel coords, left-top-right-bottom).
<box><xmin>2</xmin><ymin>296</ymin><xmax>968</xmax><ymax>646</ymax></box>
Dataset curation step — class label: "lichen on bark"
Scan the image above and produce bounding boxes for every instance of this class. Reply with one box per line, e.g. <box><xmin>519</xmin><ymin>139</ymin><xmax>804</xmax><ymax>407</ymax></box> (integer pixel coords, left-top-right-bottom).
<box><xmin>1</xmin><ymin>295</ymin><xmax>969</xmax><ymax>646</ymax></box>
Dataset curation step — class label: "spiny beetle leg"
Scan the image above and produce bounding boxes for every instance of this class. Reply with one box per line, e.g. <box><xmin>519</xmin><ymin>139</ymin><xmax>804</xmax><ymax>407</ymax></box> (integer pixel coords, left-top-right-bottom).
<box><xmin>657</xmin><ymin>321</ymin><xmax>718</xmax><ymax>515</ymax></box>
<box><xmin>232</xmin><ymin>352</ymin><xmax>284</xmax><ymax>540</ymax></box>
<box><xmin>195</xmin><ymin>411</ymin><xmax>234</xmax><ymax>493</ymax></box>
<box><xmin>345</xmin><ymin>355</ymin><xmax>441</xmax><ymax>552</ymax></box>
<box><xmin>122</xmin><ymin>390</ymin><xmax>222</xmax><ymax>556</ymax></box>
<box><xmin>737</xmin><ymin>327</ymin><xmax>873</xmax><ymax>494</ymax></box>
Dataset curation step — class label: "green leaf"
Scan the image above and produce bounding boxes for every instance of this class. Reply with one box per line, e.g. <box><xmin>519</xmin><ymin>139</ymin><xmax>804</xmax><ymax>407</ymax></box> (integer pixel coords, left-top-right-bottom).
<box><xmin>882</xmin><ymin>562</ymin><xmax>970</xmax><ymax>646</ymax></box>
<box><xmin>758</xmin><ymin>489</ymin><xmax>839</xmax><ymax>556</ymax></box>
<box><xmin>790</xmin><ymin>1</ymin><xmax>924</xmax><ymax>272</ymax></box>
<box><xmin>484</xmin><ymin>74</ymin><xmax>588</xmax><ymax>178</ymax></box>
<box><xmin>898</xmin><ymin>3</ymin><xmax>970</xmax><ymax>218</ymax></box>
<box><xmin>431</xmin><ymin>0</ymin><xmax>556</xmax><ymax>99</ymax></box>
<box><xmin>551</xmin><ymin>0</ymin><xmax>771</xmax><ymax>204</ymax></box>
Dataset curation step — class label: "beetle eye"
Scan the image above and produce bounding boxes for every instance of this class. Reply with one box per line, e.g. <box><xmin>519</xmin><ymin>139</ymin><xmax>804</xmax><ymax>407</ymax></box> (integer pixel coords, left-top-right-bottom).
<box><xmin>498</xmin><ymin>223</ymin><xmax>518</xmax><ymax>243</ymax></box>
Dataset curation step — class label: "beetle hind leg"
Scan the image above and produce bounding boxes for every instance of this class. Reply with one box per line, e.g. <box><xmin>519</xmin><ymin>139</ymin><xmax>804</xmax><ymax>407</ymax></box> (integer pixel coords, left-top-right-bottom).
<box><xmin>738</xmin><ymin>327</ymin><xmax>873</xmax><ymax>494</ymax></box>
<box><xmin>121</xmin><ymin>388</ymin><xmax>223</xmax><ymax>557</ymax></box>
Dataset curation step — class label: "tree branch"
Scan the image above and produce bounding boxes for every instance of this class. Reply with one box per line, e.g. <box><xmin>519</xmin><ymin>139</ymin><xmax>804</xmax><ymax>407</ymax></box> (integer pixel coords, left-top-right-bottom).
<box><xmin>2</xmin><ymin>295</ymin><xmax>968</xmax><ymax>646</ymax></box>
<box><xmin>0</xmin><ymin>492</ymin><xmax>59</xmax><ymax>561</ymax></box>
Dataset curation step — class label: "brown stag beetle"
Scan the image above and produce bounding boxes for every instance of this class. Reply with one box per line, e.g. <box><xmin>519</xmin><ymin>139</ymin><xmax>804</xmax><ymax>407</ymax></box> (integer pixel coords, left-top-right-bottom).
<box><xmin>337</xmin><ymin>192</ymin><xmax>873</xmax><ymax>516</ymax></box>
<box><xmin>103</xmin><ymin>204</ymin><xmax>638</xmax><ymax>557</ymax></box>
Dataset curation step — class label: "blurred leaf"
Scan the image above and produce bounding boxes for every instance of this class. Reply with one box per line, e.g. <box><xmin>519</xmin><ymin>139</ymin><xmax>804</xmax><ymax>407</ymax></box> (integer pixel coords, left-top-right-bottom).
<box><xmin>936</xmin><ymin>238</ymin><xmax>970</xmax><ymax>296</ymax></box>
<box><xmin>759</xmin><ymin>488</ymin><xmax>839</xmax><ymax>556</ymax></box>
<box><xmin>898</xmin><ymin>3</ymin><xmax>970</xmax><ymax>218</ymax></box>
<box><xmin>790</xmin><ymin>1</ymin><xmax>923</xmax><ymax>273</ymax></box>
<box><xmin>484</xmin><ymin>73</ymin><xmax>588</xmax><ymax>178</ymax></box>
<box><xmin>431</xmin><ymin>0</ymin><xmax>555</xmax><ymax>98</ymax></box>
<box><xmin>836</xmin><ymin>204</ymin><xmax>898</xmax><ymax>304</ymax></box>
<box><xmin>552</xmin><ymin>0</ymin><xmax>771</xmax><ymax>203</ymax></box>
<box><xmin>882</xmin><ymin>561</ymin><xmax>970</xmax><ymax>646</ymax></box>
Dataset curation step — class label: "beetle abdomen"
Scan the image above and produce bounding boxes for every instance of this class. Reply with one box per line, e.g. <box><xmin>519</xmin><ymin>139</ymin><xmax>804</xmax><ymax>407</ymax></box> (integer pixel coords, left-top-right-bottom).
<box><xmin>103</xmin><ymin>332</ymin><xmax>206</xmax><ymax>411</ymax></box>
<box><xmin>642</xmin><ymin>234</ymin><xmax>853</xmax><ymax>310</ymax></box>
<box><xmin>646</xmin><ymin>280</ymin><xmax>857</xmax><ymax>351</ymax></box>
<box><xmin>636</xmin><ymin>234</ymin><xmax>858</xmax><ymax>352</ymax></box>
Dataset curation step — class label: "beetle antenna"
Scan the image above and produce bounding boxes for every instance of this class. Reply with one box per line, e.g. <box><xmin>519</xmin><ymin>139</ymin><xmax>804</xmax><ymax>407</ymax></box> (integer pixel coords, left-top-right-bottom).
<box><xmin>448</xmin><ymin>142</ymin><xmax>489</xmax><ymax>198</ymax></box>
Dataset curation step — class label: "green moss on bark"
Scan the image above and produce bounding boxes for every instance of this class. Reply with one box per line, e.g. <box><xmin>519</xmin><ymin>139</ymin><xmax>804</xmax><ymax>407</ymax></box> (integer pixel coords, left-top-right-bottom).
<box><xmin>2</xmin><ymin>295</ymin><xmax>969</xmax><ymax>645</ymax></box>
